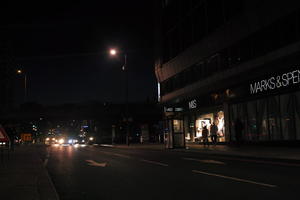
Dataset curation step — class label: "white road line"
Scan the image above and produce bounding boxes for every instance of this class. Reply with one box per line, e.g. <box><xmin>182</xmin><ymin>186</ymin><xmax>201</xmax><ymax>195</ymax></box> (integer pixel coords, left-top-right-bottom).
<box><xmin>113</xmin><ymin>153</ymin><xmax>132</xmax><ymax>159</ymax></box>
<box><xmin>43</xmin><ymin>152</ymin><xmax>50</xmax><ymax>166</ymax></box>
<box><xmin>140</xmin><ymin>159</ymin><xmax>169</xmax><ymax>167</ymax></box>
<box><xmin>100</xmin><ymin>144</ymin><xmax>114</xmax><ymax>147</ymax></box>
<box><xmin>192</xmin><ymin>170</ymin><xmax>277</xmax><ymax>188</ymax></box>
<box><xmin>183</xmin><ymin>157</ymin><xmax>226</xmax><ymax>165</ymax></box>
<box><xmin>97</xmin><ymin>150</ymin><xmax>132</xmax><ymax>159</ymax></box>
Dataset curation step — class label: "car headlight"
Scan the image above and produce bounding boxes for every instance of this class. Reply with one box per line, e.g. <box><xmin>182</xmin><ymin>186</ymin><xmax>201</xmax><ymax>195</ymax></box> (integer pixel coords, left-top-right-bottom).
<box><xmin>58</xmin><ymin>139</ymin><xmax>64</xmax><ymax>144</ymax></box>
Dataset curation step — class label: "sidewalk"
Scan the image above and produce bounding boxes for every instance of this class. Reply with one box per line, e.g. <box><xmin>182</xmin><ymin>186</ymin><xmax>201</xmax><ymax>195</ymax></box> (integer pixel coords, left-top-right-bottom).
<box><xmin>100</xmin><ymin>143</ymin><xmax>300</xmax><ymax>162</ymax></box>
<box><xmin>186</xmin><ymin>143</ymin><xmax>300</xmax><ymax>161</ymax></box>
<box><xmin>0</xmin><ymin>145</ymin><xmax>59</xmax><ymax>200</ymax></box>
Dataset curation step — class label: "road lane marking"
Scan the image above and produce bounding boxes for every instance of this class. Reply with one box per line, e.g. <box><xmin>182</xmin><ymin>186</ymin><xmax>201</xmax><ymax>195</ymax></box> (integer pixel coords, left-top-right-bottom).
<box><xmin>192</xmin><ymin>170</ymin><xmax>277</xmax><ymax>188</ymax></box>
<box><xmin>183</xmin><ymin>157</ymin><xmax>226</xmax><ymax>165</ymax></box>
<box><xmin>113</xmin><ymin>153</ymin><xmax>132</xmax><ymax>159</ymax></box>
<box><xmin>43</xmin><ymin>151</ymin><xmax>50</xmax><ymax>166</ymax></box>
<box><xmin>140</xmin><ymin>159</ymin><xmax>168</xmax><ymax>167</ymax></box>
<box><xmin>86</xmin><ymin>160</ymin><xmax>107</xmax><ymax>167</ymax></box>
<box><xmin>96</xmin><ymin>150</ymin><xmax>132</xmax><ymax>159</ymax></box>
<box><xmin>100</xmin><ymin>144</ymin><xmax>114</xmax><ymax>147</ymax></box>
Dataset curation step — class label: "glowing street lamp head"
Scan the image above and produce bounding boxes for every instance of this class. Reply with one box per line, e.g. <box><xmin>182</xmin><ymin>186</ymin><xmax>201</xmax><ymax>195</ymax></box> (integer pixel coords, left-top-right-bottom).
<box><xmin>17</xmin><ymin>69</ymin><xmax>22</xmax><ymax>74</ymax></box>
<box><xmin>110</xmin><ymin>49</ymin><xmax>117</xmax><ymax>56</ymax></box>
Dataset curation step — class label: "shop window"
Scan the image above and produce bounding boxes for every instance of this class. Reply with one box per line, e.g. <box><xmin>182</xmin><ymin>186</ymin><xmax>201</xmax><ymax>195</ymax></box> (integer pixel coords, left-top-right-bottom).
<box><xmin>280</xmin><ymin>94</ymin><xmax>296</xmax><ymax>140</ymax></box>
<box><xmin>215</xmin><ymin>111</ymin><xmax>225</xmax><ymax>142</ymax></box>
<box><xmin>229</xmin><ymin>103</ymin><xmax>238</xmax><ymax>140</ymax></box>
<box><xmin>184</xmin><ymin>115</ymin><xmax>191</xmax><ymax>141</ymax></box>
<box><xmin>195</xmin><ymin>113</ymin><xmax>213</xmax><ymax>139</ymax></box>
<box><xmin>194</xmin><ymin>112</ymin><xmax>225</xmax><ymax>143</ymax></box>
<box><xmin>294</xmin><ymin>91</ymin><xmax>300</xmax><ymax>140</ymax></box>
<box><xmin>246</xmin><ymin>100</ymin><xmax>258</xmax><ymax>141</ymax></box>
<box><xmin>189</xmin><ymin>115</ymin><xmax>196</xmax><ymax>141</ymax></box>
<box><xmin>267</xmin><ymin>96</ymin><xmax>282</xmax><ymax>140</ymax></box>
<box><xmin>257</xmin><ymin>99</ymin><xmax>269</xmax><ymax>141</ymax></box>
<box><xmin>173</xmin><ymin>119</ymin><xmax>183</xmax><ymax>133</ymax></box>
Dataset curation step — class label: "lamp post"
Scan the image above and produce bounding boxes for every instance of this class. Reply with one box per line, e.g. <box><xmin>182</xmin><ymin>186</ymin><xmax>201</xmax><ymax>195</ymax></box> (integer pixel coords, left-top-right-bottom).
<box><xmin>109</xmin><ymin>49</ymin><xmax>130</xmax><ymax>145</ymax></box>
<box><xmin>17</xmin><ymin>69</ymin><xmax>27</xmax><ymax>102</ymax></box>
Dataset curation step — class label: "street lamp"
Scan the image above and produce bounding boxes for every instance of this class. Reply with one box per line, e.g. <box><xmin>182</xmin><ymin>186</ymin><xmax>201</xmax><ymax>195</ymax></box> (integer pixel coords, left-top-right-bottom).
<box><xmin>109</xmin><ymin>49</ymin><xmax>117</xmax><ymax>56</ymax></box>
<box><xmin>109</xmin><ymin>48</ymin><xmax>129</xmax><ymax>145</ymax></box>
<box><xmin>17</xmin><ymin>69</ymin><xmax>27</xmax><ymax>102</ymax></box>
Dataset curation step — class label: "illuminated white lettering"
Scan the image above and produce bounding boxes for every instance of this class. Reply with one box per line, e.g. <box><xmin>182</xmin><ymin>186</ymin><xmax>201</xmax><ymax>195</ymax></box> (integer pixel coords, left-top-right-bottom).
<box><xmin>292</xmin><ymin>70</ymin><xmax>299</xmax><ymax>84</ymax></box>
<box><xmin>269</xmin><ymin>77</ymin><xmax>276</xmax><ymax>89</ymax></box>
<box><xmin>256</xmin><ymin>82</ymin><xmax>262</xmax><ymax>92</ymax></box>
<box><xmin>250</xmin><ymin>83</ymin><xmax>257</xmax><ymax>94</ymax></box>
<box><xmin>250</xmin><ymin>68</ymin><xmax>300</xmax><ymax>95</ymax></box>
<box><xmin>287</xmin><ymin>72</ymin><xmax>293</xmax><ymax>85</ymax></box>
<box><xmin>282</xmin><ymin>73</ymin><xmax>288</xmax><ymax>87</ymax></box>
<box><xmin>189</xmin><ymin>100</ymin><xmax>197</xmax><ymax>109</ymax></box>
<box><xmin>261</xmin><ymin>80</ymin><xmax>267</xmax><ymax>91</ymax></box>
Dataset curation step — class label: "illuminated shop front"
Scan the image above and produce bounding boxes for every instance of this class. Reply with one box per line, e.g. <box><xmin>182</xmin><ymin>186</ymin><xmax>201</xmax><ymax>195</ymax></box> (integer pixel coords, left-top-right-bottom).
<box><xmin>228</xmin><ymin>66</ymin><xmax>300</xmax><ymax>142</ymax></box>
<box><xmin>163</xmin><ymin>64</ymin><xmax>300</xmax><ymax>148</ymax></box>
<box><xmin>185</xmin><ymin>110</ymin><xmax>226</xmax><ymax>143</ymax></box>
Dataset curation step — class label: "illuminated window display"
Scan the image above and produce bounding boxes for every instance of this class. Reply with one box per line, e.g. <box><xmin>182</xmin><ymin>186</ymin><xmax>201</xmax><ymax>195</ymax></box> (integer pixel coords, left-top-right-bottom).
<box><xmin>194</xmin><ymin>111</ymin><xmax>225</xmax><ymax>142</ymax></box>
<box><xmin>173</xmin><ymin>119</ymin><xmax>183</xmax><ymax>133</ymax></box>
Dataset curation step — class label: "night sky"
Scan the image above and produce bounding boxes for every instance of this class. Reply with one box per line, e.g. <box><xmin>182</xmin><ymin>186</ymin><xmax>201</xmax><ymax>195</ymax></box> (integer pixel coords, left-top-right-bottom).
<box><xmin>5</xmin><ymin>1</ymin><xmax>156</xmax><ymax>105</ymax></box>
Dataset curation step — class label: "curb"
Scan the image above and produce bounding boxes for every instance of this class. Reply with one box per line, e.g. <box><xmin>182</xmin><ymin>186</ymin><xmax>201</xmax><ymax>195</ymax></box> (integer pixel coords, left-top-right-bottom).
<box><xmin>174</xmin><ymin>148</ymin><xmax>300</xmax><ymax>166</ymax></box>
<box><xmin>43</xmin><ymin>164</ymin><xmax>60</xmax><ymax>200</ymax></box>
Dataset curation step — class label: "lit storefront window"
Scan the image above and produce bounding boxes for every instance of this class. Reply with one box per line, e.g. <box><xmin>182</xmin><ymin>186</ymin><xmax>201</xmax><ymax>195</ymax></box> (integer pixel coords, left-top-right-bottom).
<box><xmin>194</xmin><ymin>111</ymin><xmax>225</xmax><ymax>142</ymax></box>
<box><xmin>173</xmin><ymin>119</ymin><xmax>183</xmax><ymax>133</ymax></box>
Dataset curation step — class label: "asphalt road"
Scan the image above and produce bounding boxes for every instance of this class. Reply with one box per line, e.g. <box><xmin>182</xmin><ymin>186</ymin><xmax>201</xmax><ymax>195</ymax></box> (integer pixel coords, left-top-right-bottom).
<box><xmin>39</xmin><ymin>145</ymin><xmax>300</xmax><ymax>200</ymax></box>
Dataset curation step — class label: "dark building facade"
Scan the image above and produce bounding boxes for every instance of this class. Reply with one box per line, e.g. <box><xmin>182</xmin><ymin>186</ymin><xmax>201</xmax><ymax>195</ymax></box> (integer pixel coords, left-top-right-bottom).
<box><xmin>155</xmin><ymin>0</ymin><xmax>300</xmax><ymax>147</ymax></box>
<box><xmin>0</xmin><ymin>31</ymin><xmax>14</xmax><ymax>116</ymax></box>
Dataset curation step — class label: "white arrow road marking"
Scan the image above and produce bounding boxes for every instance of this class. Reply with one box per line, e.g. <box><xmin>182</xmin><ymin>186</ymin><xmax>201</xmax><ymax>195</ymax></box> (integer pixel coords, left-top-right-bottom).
<box><xmin>140</xmin><ymin>159</ymin><xmax>168</xmax><ymax>167</ymax></box>
<box><xmin>192</xmin><ymin>170</ymin><xmax>277</xmax><ymax>188</ymax></box>
<box><xmin>86</xmin><ymin>160</ymin><xmax>107</xmax><ymax>167</ymax></box>
<box><xmin>183</xmin><ymin>157</ymin><xmax>226</xmax><ymax>165</ymax></box>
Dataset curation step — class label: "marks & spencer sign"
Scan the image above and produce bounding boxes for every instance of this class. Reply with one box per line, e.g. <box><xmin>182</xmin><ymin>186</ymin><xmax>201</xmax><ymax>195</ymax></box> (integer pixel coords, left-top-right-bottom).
<box><xmin>250</xmin><ymin>69</ymin><xmax>300</xmax><ymax>95</ymax></box>
<box><xmin>188</xmin><ymin>99</ymin><xmax>197</xmax><ymax>109</ymax></box>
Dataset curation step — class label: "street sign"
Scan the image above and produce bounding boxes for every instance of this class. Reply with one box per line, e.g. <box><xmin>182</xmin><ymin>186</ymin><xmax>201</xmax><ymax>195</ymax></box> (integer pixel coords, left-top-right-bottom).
<box><xmin>0</xmin><ymin>125</ymin><xmax>10</xmax><ymax>143</ymax></box>
<box><xmin>21</xmin><ymin>133</ymin><xmax>32</xmax><ymax>142</ymax></box>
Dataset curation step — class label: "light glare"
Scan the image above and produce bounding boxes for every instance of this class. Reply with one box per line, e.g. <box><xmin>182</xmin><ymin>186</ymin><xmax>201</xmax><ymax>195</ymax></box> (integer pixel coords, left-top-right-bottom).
<box><xmin>110</xmin><ymin>49</ymin><xmax>117</xmax><ymax>55</ymax></box>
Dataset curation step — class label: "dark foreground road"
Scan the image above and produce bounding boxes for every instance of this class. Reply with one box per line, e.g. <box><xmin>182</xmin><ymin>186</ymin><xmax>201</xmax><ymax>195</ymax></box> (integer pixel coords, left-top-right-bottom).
<box><xmin>39</xmin><ymin>145</ymin><xmax>299</xmax><ymax>200</ymax></box>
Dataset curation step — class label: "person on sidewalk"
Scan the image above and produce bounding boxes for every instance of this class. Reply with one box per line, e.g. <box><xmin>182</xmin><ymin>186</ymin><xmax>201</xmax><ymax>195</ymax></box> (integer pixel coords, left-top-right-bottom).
<box><xmin>235</xmin><ymin>118</ymin><xmax>244</xmax><ymax>146</ymax></box>
<box><xmin>210</xmin><ymin>123</ymin><xmax>218</xmax><ymax>145</ymax></box>
<box><xmin>202</xmin><ymin>126</ymin><xmax>209</xmax><ymax>147</ymax></box>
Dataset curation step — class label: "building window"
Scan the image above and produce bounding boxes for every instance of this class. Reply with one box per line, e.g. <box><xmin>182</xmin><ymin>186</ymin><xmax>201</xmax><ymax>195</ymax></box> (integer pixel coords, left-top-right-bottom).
<box><xmin>173</xmin><ymin>119</ymin><xmax>183</xmax><ymax>133</ymax></box>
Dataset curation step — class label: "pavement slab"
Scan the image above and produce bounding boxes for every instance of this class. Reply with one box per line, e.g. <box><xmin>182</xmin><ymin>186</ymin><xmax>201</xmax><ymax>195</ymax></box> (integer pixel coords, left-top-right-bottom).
<box><xmin>0</xmin><ymin>145</ymin><xmax>59</xmax><ymax>200</ymax></box>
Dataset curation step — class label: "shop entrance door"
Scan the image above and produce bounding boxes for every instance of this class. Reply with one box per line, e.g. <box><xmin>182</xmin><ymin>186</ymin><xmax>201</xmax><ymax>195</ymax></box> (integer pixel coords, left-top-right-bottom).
<box><xmin>172</xmin><ymin>119</ymin><xmax>185</xmax><ymax>148</ymax></box>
